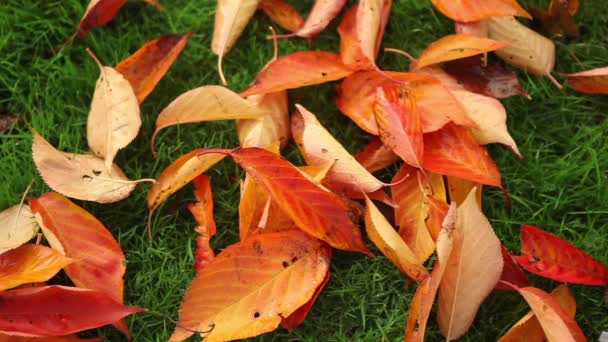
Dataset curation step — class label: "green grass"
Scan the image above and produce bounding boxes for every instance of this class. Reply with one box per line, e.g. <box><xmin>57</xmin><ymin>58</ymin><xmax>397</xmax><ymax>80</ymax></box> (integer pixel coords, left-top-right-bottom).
<box><xmin>1</xmin><ymin>0</ymin><xmax>607</xmax><ymax>341</ymax></box>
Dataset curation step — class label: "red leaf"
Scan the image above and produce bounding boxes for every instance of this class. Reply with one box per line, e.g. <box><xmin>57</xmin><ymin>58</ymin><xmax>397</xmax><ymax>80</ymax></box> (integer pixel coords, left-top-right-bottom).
<box><xmin>188</xmin><ymin>175</ymin><xmax>217</xmax><ymax>272</ymax></box>
<box><xmin>258</xmin><ymin>0</ymin><xmax>304</xmax><ymax>33</ymax></box>
<box><xmin>76</xmin><ymin>0</ymin><xmax>126</xmax><ymax>38</ymax></box>
<box><xmin>280</xmin><ymin>247</ymin><xmax>332</xmax><ymax>330</ymax></box>
<box><xmin>241</xmin><ymin>51</ymin><xmax>353</xmax><ymax>97</ymax></box>
<box><xmin>515</xmin><ymin>225</ymin><xmax>608</xmax><ymax>285</ymax></box>
<box><xmin>423</xmin><ymin>123</ymin><xmax>503</xmax><ymax>188</ymax></box>
<box><xmin>564</xmin><ymin>66</ymin><xmax>608</xmax><ymax>94</ymax></box>
<box><xmin>0</xmin><ymin>285</ymin><xmax>143</xmax><ymax>337</ymax></box>
<box><xmin>495</xmin><ymin>245</ymin><xmax>530</xmax><ymax>291</ymax></box>
<box><xmin>203</xmin><ymin>147</ymin><xmax>372</xmax><ymax>255</ymax></box>
<box><xmin>0</xmin><ymin>335</ymin><xmax>104</xmax><ymax>342</ymax></box>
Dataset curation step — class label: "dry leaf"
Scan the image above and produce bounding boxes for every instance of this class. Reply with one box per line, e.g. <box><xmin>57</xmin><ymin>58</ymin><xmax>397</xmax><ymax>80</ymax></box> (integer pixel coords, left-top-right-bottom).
<box><xmin>258</xmin><ymin>0</ymin><xmax>304</xmax><ymax>33</ymax></box>
<box><xmin>237</xmin><ymin>91</ymin><xmax>290</xmax><ymax>148</ymax></box>
<box><xmin>415</xmin><ymin>34</ymin><xmax>508</xmax><ymax>69</ymax></box>
<box><xmin>431</xmin><ymin>0</ymin><xmax>531</xmax><ymax>22</ymax></box>
<box><xmin>0</xmin><ymin>204</ymin><xmax>39</xmax><ymax>255</ymax></box>
<box><xmin>563</xmin><ymin>66</ymin><xmax>608</xmax><ymax>94</ymax></box>
<box><xmin>354</xmin><ymin>138</ymin><xmax>399</xmax><ymax>173</ymax></box>
<box><xmin>288</xmin><ymin>0</ymin><xmax>347</xmax><ymax>38</ymax></box>
<box><xmin>356</xmin><ymin>0</ymin><xmax>388</xmax><ymax>66</ymax></box>
<box><xmin>75</xmin><ymin>0</ymin><xmax>126</xmax><ymax>38</ymax></box>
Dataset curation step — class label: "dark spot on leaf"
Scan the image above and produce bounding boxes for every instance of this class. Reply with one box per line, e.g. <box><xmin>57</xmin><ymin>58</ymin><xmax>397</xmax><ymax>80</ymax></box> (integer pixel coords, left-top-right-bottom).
<box><xmin>252</xmin><ymin>240</ymin><xmax>263</xmax><ymax>255</ymax></box>
<box><xmin>253</xmin><ymin>311</ymin><xmax>260</xmax><ymax>318</ymax></box>
<box><xmin>291</xmin><ymin>256</ymin><xmax>298</xmax><ymax>263</ymax></box>
<box><xmin>321</xmin><ymin>72</ymin><xmax>327</xmax><ymax>77</ymax></box>
<box><xmin>92</xmin><ymin>170</ymin><xmax>102</xmax><ymax>176</ymax></box>
<box><xmin>321</xmin><ymin>148</ymin><xmax>328</xmax><ymax>153</ymax></box>
<box><xmin>282</xmin><ymin>261</ymin><xmax>289</xmax><ymax>268</ymax></box>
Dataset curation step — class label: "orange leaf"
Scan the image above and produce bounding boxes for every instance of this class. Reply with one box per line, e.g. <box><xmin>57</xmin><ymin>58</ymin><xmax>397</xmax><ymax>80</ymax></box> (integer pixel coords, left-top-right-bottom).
<box><xmin>152</xmin><ymin>85</ymin><xmax>267</xmax><ymax>153</ymax></box>
<box><xmin>431</xmin><ymin>0</ymin><xmax>531</xmax><ymax>22</ymax></box>
<box><xmin>374</xmin><ymin>86</ymin><xmax>424</xmax><ymax>168</ymax></box>
<box><xmin>425</xmin><ymin>195</ymin><xmax>450</xmax><ymax>241</ymax></box>
<box><xmin>515</xmin><ymin>225</ymin><xmax>608</xmax><ymax>285</ymax></box>
<box><xmin>499</xmin><ymin>284</ymin><xmax>576</xmax><ymax>342</ymax></box>
<box><xmin>291</xmin><ymin>104</ymin><xmax>384</xmax><ymax>196</ymax></box>
<box><xmin>0</xmin><ymin>244</ymin><xmax>73</xmax><ymax>292</ymax></box>
<box><xmin>280</xmin><ymin>247</ymin><xmax>332</xmax><ymax>331</ymax></box>
<box><xmin>75</xmin><ymin>0</ymin><xmax>126</xmax><ymax>38</ymax></box>
<box><xmin>392</xmin><ymin>165</ymin><xmax>444</xmax><ymax>262</ymax></box>
<box><xmin>0</xmin><ymin>285</ymin><xmax>143</xmax><ymax>337</ymax></box>
<box><xmin>0</xmin><ymin>204</ymin><xmax>39</xmax><ymax>254</ymax></box>
<box><xmin>258</xmin><ymin>0</ymin><xmax>304</xmax><ymax>32</ymax></box>
<box><xmin>415</xmin><ymin>34</ymin><xmax>508</xmax><ymax>69</ymax></box>
<box><xmin>364</xmin><ymin>196</ymin><xmax>428</xmax><ymax>281</ymax></box>
<box><xmin>237</xmin><ymin>91</ymin><xmax>291</xmax><ymax>149</ymax></box>
<box><xmin>354</xmin><ymin>138</ymin><xmax>399</xmax><ymax>173</ymax></box>
<box><xmin>208</xmin><ymin>147</ymin><xmax>372</xmax><ymax>254</ymax></box>
<box><xmin>188</xmin><ymin>175</ymin><xmax>217</xmax><ymax>272</ymax></box>
<box><xmin>405</xmin><ymin>203</ymin><xmax>456</xmax><ymax>342</ymax></box>
<box><xmin>147</xmin><ymin>149</ymin><xmax>226</xmax><ymax>213</ymax></box>
<box><xmin>437</xmin><ymin>189</ymin><xmax>503</xmax><ymax>340</ymax></box>
<box><xmin>286</xmin><ymin>0</ymin><xmax>347</xmax><ymax>38</ymax></box>
<box><xmin>564</xmin><ymin>66</ymin><xmax>608</xmax><ymax>94</ymax></box>
<box><xmin>446</xmin><ymin>176</ymin><xmax>482</xmax><ymax>206</ymax></box>
<box><xmin>240</xmin><ymin>51</ymin><xmax>353</xmax><ymax>97</ymax></box>
<box><xmin>423</xmin><ymin>123</ymin><xmax>503</xmax><ymax>188</ymax></box>
<box><xmin>115</xmin><ymin>32</ymin><xmax>193</xmax><ymax>103</ymax></box>
<box><xmin>510</xmin><ymin>286</ymin><xmax>585</xmax><ymax>342</ymax></box>
<box><xmin>170</xmin><ymin>230</ymin><xmax>330</xmax><ymax>341</ymax></box>
<box><xmin>356</xmin><ymin>0</ymin><xmax>391</xmax><ymax>66</ymax></box>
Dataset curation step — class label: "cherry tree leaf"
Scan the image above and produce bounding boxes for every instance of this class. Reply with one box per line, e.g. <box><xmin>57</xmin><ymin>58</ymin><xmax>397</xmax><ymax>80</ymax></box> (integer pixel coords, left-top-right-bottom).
<box><xmin>431</xmin><ymin>0</ymin><xmax>531</xmax><ymax>23</ymax></box>
<box><xmin>0</xmin><ymin>204</ymin><xmax>39</xmax><ymax>254</ymax></box>
<box><xmin>237</xmin><ymin>91</ymin><xmax>290</xmax><ymax>149</ymax></box>
<box><xmin>258</xmin><ymin>0</ymin><xmax>304</xmax><ymax>32</ymax></box>
<box><xmin>415</xmin><ymin>34</ymin><xmax>508</xmax><ymax>69</ymax></box>
<box><xmin>563</xmin><ymin>66</ymin><xmax>608</xmax><ymax>94</ymax></box>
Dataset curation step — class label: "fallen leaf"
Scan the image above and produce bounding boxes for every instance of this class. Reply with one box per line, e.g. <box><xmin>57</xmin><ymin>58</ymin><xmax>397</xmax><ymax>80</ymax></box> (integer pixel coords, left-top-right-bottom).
<box><xmin>495</xmin><ymin>245</ymin><xmax>530</xmax><ymax>291</ymax></box>
<box><xmin>188</xmin><ymin>175</ymin><xmax>216</xmax><ymax>272</ymax></box>
<box><xmin>291</xmin><ymin>104</ymin><xmax>384</xmax><ymax>196</ymax></box>
<box><xmin>415</xmin><ymin>34</ymin><xmax>508</xmax><ymax>69</ymax></box>
<box><xmin>203</xmin><ymin>147</ymin><xmax>372</xmax><ymax>254</ymax></box>
<box><xmin>444</xmin><ymin>56</ymin><xmax>528</xmax><ymax>99</ymax></box>
<box><xmin>425</xmin><ymin>195</ymin><xmax>450</xmax><ymax>241</ymax></box>
<box><xmin>152</xmin><ymin>85</ymin><xmax>267</xmax><ymax>154</ymax></box>
<box><xmin>0</xmin><ymin>204</ymin><xmax>39</xmax><ymax>254</ymax></box>
<box><xmin>285</xmin><ymin>0</ymin><xmax>347</xmax><ymax>38</ymax></box>
<box><xmin>499</xmin><ymin>284</ymin><xmax>577</xmax><ymax>342</ymax></box>
<box><xmin>510</xmin><ymin>285</ymin><xmax>585</xmax><ymax>342</ymax></box>
<box><xmin>488</xmin><ymin>17</ymin><xmax>557</xmax><ymax>80</ymax></box>
<box><xmin>75</xmin><ymin>0</ymin><xmax>126</xmax><ymax>38</ymax></box>
<box><xmin>454</xmin><ymin>20</ymin><xmax>489</xmax><ymax>37</ymax></box>
<box><xmin>280</xmin><ymin>247</ymin><xmax>332</xmax><ymax>331</ymax></box>
<box><xmin>356</xmin><ymin>0</ymin><xmax>390</xmax><ymax>67</ymax></box>
<box><xmin>563</xmin><ymin>66</ymin><xmax>608</xmax><ymax>94</ymax></box>
<box><xmin>32</xmin><ymin>131</ymin><xmax>137</xmax><ymax>203</ymax></box>
<box><xmin>423</xmin><ymin>123</ymin><xmax>503</xmax><ymax>188</ymax></box>
<box><xmin>0</xmin><ymin>113</ymin><xmax>19</xmax><ymax>135</ymax></box>
<box><xmin>115</xmin><ymin>32</ymin><xmax>193</xmax><ymax>103</ymax></box>
<box><xmin>212</xmin><ymin>0</ymin><xmax>261</xmax><ymax>84</ymax></box>
<box><xmin>529</xmin><ymin>0</ymin><xmax>579</xmax><ymax>39</ymax></box>
<box><xmin>86</xmin><ymin>50</ymin><xmax>141</xmax><ymax>170</ymax></box>
<box><xmin>404</xmin><ymin>203</ymin><xmax>456</xmax><ymax>342</ymax></box>
<box><xmin>170</xmin><ymin>230</ymin><xmax>330</xmax><ymax>341</ymax></box>
<box><xmin>354</xmin><ymin>138</ymin><xmax>399</xmax><ymax>173</ymax></box>
<box><xmin>446</xmin><ymin>176</ymin><xmax>482</xmax><ymax>206</ymax></box>
<box><xmin>364</xmin><ymin>196</ymin><xmax>428</xmax><ymax>281</ymax></box>
<box><xmin>514</xmin><ymin>224</ymin><xmax>608</xmax><ymax>285</ymax></box>
<box><xmin>240</xmin><ymin>51</ymin><xmax>353</xmax><ymax>97</ymax></box>
<box><xmin>437</xmin><ymin>189</ymin><xmax>503</xmax><ymax>340</ymax></box>
<box><xmin>0</xmin><ymin>285</ymin><xmax>143</xmax><ymax>337</ymax></box>
<box><xmin>374</xmin><ymin>85</ymin><xmax>424</xmax><ymax>168</ymax></box>
<box><xmin>0</xmin><ymin>335</ymin><xmax>104</xmax><ymax>342</ymax></box>
<box><xmin>147</xmin><ymin>149</ymin><xmax>226</xmax><ymax>213</ymax></box>
<box><xmin>258</xmin><ymin>0</ymin><xmax>304</xmax><ymax>32</ymax></box>
<box><xmin>0</xmin><ymin>244</ymin><xmax>73</xmax><ymax>292</ymax></box>
<box><xmin>431</xmin><ymin>0</ymin><xmax>531</xmax><ymax>22</ymax></box>
<box><xmin>237</xmin><ymin>91</ymin><xmax>290</xmax><ymax>148</ymax></box>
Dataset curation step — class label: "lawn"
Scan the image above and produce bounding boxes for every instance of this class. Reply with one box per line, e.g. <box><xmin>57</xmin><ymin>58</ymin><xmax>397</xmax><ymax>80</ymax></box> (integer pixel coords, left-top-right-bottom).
<box><xmin>1</xmin><ymin>0</ymin><xmax>607</xmax><ymax>341</ymax></box>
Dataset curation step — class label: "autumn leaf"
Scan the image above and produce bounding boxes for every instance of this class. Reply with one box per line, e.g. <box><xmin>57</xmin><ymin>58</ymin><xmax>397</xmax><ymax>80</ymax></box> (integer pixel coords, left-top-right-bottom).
<box><xmin>86</xmin><ymin>50</ymin><xmax>141</xmax><ymax>170</ymax></box>
<box><xmin>147</xmin><ymin>149</ymin><xmax>226</xmax><ymax>214</ymax></box>
<box><xmin>0</xmin><ymin>204</ymin><xmax>39</xmax><ymax>254</ymax></box>
<box><xmin>151</xmin><ymin>85</ymin><xmax>267</xmax><ymax>154</ymax></box>
<box><xmin>423</xmin><ymin>123</ymin><xmax>503</xmax><ymax>188</ymax></box>
<box><xmin>495</xmin><ymin>245</ymin><xmax>530</xmax><ymax>291</ymax></box>
<box><xmin>405</xmin><ymin>203</ymin><xmax>456</xmax><ymax>342</ymax></box>
<box><xmin>170</xmin><ymin>230</ymin><xmax>330</xmax><ymax>341</ymax></box>
<box><xmin>0</xmin><ymin>285</ymin><xmax>143</xmax><ymax>337</ymax></box>
<box><xmin>240</xmin><ymin>51</ymin><xmax>353</xmax><ymax>97</ymax></box>
<box><xmin>356</xmin><ymin>0</ymin><xmax>391</xmax><ymax>67</ymax></box>
<box><xmin>0</xmin><ymin>244</ymin><xmax>73</xmax><ymax>292</ymax></box>
<box><xmin>507</xmin><ymin>285</ymin><xmax>586</xmax><ymax>342</ymax></box>
<box><xmin>364</xmin><ymin>196</ymin><xmax>428</xmax><ymax>281</ymax></box>
<box><xmin>75</xmin><ymin>0</ymin><xmax>126</xmax><ymax>39</ymax></box>
<box><xmin>0</xmin><ymin>335</ymin><xmax>104</xmax><ymax>342</ymax></box>
<box><xmin>499</xmin><ymin>284</ymin><xmax>576</xmax><ymax>342</ymax></box>
<box><xmin>237</xmin><ymin>91</ymin><xmax>290</xmax><ymax>148</ymax></box>
<box><xmin>354</xmin><ymin>138</ymin><xmax>399</xmax><ymax>173</ymax></box>
<box><xmin>488</xmin><ymin>16</ymin><xmax>557</xmax><ymax>84</ymax></box>
<box><xmin>212</xmin><ymin>0</ymin><xmax>261</xmax><ymax>84</ymax></box>
<box><xmin>188</xmin><ymin>175</ymin><xmax>217</xmax><ymax>272</ymax></box>
<box><xmin>258</xmin><ymin>0</ymin><xmax>304</xmax><ymax>33</ymax></box>
<box><xmin>277</xmin><ymin>0</ymin><xmax>347</xmax><ymax>39</ymax></box>
<box><xmin>201</xmin><ymin>147</ymin><xmax>372</xmax><ymax>254</ymax></box>
<box><xmin>431</xmin><ymin>0</ymin><xmax>531</xmax><ymax>23</ymax></box>
<box><xmin>32</xmin><ymin>131</ymin><xmax>138</xmax><ymax>203</ymax></box>
<box><xmin>291</xmin><ymin>104</ymin><xmax>384</xmax><ymax>196</ymax></box>
<box><xmin>515</xmin><ymin>224</ymin><xmax>608</xmax><ymax>285</ymax></box>
<box><xmin>446</xmin><ymin>176</ymin><xmax>482</xmax><ymax>207</ymax></box>
<box><xmin>530</xmin><ymin>0</ymin><xmax>580</xmax><ymax>39</ymax></box>
<box><xmin>280</xmin><ymin>252</ymin><xmax>331</xmax><ymax>331</ymax></box>
<box><xmin>563</xmin><ymin>66</ymin><xmax>608</xmax><ymax>94</ymax></box>
<box><xmin>415</xmin><ymin>34</ymin><xmax>508</xmax><ymax>69</ymax></box>
<box><xmin>454</xmin><ymin>20</ymin><xmax>489</xmax><ymax>37</ymax></box>
<box><xmin>115</xmin><ymin>32</ymin><xmax>193</xmax><ymax>103</ymax></box>
<box><xmin>437</xmin><ymin>189</ymin><xmax>503</xmax><ymax>340</ymax></box>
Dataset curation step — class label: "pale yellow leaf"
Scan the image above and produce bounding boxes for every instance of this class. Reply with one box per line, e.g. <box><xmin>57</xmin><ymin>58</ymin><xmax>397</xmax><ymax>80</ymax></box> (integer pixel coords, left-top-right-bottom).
<box><xmin>0</xmin><ymin>205</ymin><xmax>39</xmax><ymax>254</ymax></box>
<box><xmin>237</xmin><ymin>91</ymin><xmax>290</xmax><ymax>149</ymax></box>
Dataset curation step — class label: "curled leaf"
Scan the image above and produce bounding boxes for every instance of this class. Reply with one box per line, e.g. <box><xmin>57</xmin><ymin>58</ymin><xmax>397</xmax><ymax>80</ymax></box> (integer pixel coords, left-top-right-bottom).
<box><xmin>189</xmin><ymin>175</ymin><xmax>217</xmax><ymax>272</ymax></box>
<box><xmin>415</xmin><ymin>34</ymin><xmax>508</xmax><ymax>69</ymax></box>
<box><xmin>258</xmin><ymin>0</ymin><xmax>304</xmax><ymax>32</ymax></box>
<box><xmin>563</xmin><ymin>66</ymin><xmax>608</xmax><ymax>94</ymax></box>
<box><xmin>75</xmin><ymin>0</ymin><xmax>126</xmax><ymax>38</ymax></box>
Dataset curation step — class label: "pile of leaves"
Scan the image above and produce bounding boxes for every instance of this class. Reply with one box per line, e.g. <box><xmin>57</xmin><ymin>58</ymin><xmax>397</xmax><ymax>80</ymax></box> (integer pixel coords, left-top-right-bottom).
<box><xmin>1</xmin><ymin>0</ymin><xmax>608</xmax><ymax>341</ymax></box>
